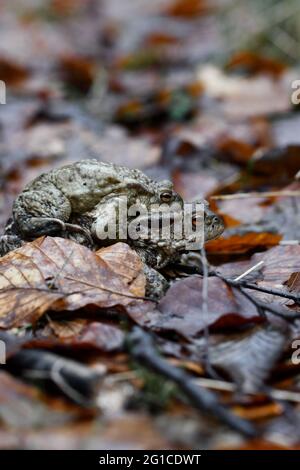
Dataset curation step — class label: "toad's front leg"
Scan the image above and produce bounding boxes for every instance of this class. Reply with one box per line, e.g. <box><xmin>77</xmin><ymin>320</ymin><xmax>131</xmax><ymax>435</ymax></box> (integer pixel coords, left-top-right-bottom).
<box><xmin>12</xmin><ymin>185</ymin><xmax>94</xmax><ymax>247</ymax></box>
<box><xmin>12</xmin><ymin>184</ymin><xmax>72</xmax><ymax>239</ymax></box>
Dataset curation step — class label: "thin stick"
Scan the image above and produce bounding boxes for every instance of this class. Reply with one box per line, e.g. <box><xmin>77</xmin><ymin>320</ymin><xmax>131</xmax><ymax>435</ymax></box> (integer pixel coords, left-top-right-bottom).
<box><xmin>216</xmin><ymin>272</ymin><xmax>300</xmax><ymax>305</ymax></box>
<box><xmin>233</xmin><ymin>261</ymin><xmax>264</xmax><ymax>282</ymax></box>
<box><xmin>280</xmin><ymin>240</ymin><xmax>300</xmax><ymax>246</ymax></box>
<box><xmin>211</xmin><ymin>191</ymin><xmax>300</xmax><ymax>200</ymax></box>
<box><xmin>232</xmin><ymin>281</ymin><xmax>300</xmax><ymax>303</ymax></box>
<box><xmin>194</xmin><ymin>377</ymin><xmax>300</xmax><ymax>404</ymax></box>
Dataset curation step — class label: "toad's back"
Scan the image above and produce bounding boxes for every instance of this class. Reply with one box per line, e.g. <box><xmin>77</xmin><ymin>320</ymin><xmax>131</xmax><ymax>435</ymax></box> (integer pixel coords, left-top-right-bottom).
<box><xmin>24</xmin><ymin>160</ymin><xmax>157</xmax><ymax>213</ymax></box>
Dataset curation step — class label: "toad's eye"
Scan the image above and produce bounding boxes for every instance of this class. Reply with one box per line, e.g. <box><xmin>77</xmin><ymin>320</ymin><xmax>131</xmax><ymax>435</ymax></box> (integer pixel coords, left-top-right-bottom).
<box><xmin>160</xmin><ymin>191</ymin><xmax>173</xmax><ymax>202</ymax></box>
<box><xmin>192</xmin><ymin>214</ymin><xmax>202</xmax><ymax>228</ymax></box>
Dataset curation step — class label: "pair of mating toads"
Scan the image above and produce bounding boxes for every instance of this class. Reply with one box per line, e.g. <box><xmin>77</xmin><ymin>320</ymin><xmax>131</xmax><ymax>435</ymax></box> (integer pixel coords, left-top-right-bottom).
<box><xmin>0</xmin><ymin>160</ymin><xmax>224</xmax><ymax>298</ymax></box>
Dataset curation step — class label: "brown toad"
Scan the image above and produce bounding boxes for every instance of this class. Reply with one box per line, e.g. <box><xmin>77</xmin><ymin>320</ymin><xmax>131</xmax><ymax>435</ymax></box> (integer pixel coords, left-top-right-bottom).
<box><xmin>0</xmin><ymin>160</ymin><xmax>224</xmax><ymax>297</ymax></box>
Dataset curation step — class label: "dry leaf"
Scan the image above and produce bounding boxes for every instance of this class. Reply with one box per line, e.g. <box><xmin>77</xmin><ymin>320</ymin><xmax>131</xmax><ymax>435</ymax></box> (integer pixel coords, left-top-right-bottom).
<box><xmin>128</xmin><ymin>276</ymin><xmax>261</xmax><ymax>339</ymax></box>
<box><xmin>209</xmin><ymin>325</ymin><xmax>289</xmax><ymax>393</ymax></box>
<box><xmin>206</xmin><ymin>232</ymin><xmax>281</xmax><ymax>255</ymax></box>
<box><xmin>198</xmin><ymin>65</ymin><xmax>291</xmax><ymax>119</ymax></box>
<box><xmin>60</xmin><ymin>55</ymin><xmax>96</xmax><ymax>93</ymax></box>
<box><xmin>34</xmin><ymin>321</ymin><xmax>125</xmax><ymax>353</ymax></box>
<box><xmin>97</xmin><ymin>243</ymin><xmax>146</xmax><ymax>298</ymax></box>
<box><xmin>165</xmin><ymin>0</ymin><xmax>208</xmax><ymax>17</ymax></box>
<box><xmin>226</xmin><ymin>52</ymin><xmax>286</xmax><ymax>78</ymax></box>
<box><xmin>0</xmin><ymin>237</ymin><xmax>147</xmax><ymax>328</ymax></box>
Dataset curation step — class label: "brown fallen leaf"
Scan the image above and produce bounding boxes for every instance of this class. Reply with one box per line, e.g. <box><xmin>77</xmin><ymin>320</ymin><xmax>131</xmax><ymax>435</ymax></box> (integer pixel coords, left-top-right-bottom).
<box><xmin>206</xmin><ymin>232</ymin><xmax>281</xmax><ymax>255</ymax></box>
<box><xmin>286</xmin><ymin>272</ymin><xmax>300</xmax><ymax>293</ymax></box>
<box><xmin>212</xmin><ymin>182</ymin><xmax>300</xmax><ymax>241</ymax></box>
<box><xmin>218</xmin><ymin>245</ymin><xmax>300</xmax><ymax>317</ymax></box>
<box><xmin>0</xmin><ymin>237</ymin><xmax>147</xmax><ymax>329</ymax></box>
<box><xmin>128</xmin><ymin>276</ymin><xmax>261</xmax><ymax>339</ymax></box>
<box><xmin>60</xmin><ymin>55</ymin><xmax>96</xmax><ymax>94</ymax></box>
<box><xmin>219</xmin><ymin>245</ymin><xmax>300</xmax><ymax>285</ymax></box>
<box><xmin>165</xmin><ymin>0</ymin><xmax>209</xmax><ymax>17</ymax></box>
<box><xmin>226</xmin><ymin>52</ymin><xmax>286</xmax><ymax>78</ymax></box>
<box><xmin>0</xmin><ymin>57</ymin><xmax>29</xmax><ymax>86</ymax></box>
<box><xmin>97</xmin><ymin>243</ymin><xmax>146</xmax><ymax>298</ymax></box>
<box><xmin>32</xmin><ymin>321</ymin><xmax>125</xmax><ymax>353</ymax></box>
<box><xmin>250</xmin><ymin>146</ymin><xmax>300</xmax><ymax>181</ymax></box>
<box><xmin>233</xmin><ymin>403</ymin><xmax>283</xmax><ymax>421</ymax></box>
<box><xmin>216</xmin><ymin>137</ymin><xmax>255</xmax><ymax>166</ymax></box>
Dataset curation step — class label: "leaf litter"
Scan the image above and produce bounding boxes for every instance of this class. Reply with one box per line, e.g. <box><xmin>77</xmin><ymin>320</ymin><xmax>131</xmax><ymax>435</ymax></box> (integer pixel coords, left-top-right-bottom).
<box><xmin>0</xmin><ymin>0</ymin><xmax>300</xmax><ymax>450</ymax></box>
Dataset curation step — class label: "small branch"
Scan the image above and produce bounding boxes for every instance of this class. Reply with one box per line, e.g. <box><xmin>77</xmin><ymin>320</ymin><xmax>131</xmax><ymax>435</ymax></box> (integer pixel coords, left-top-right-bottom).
<box><xmin>279</xmin><ymin>240</ymin><xmax>300</xmax><ymax>246</ymax></box>
<box><xmin>214</xmin><ymin>272</ymin><xmax>300</xmax><ymax>320</ymax></box>
<box><xmin>128</xmin><ymin>327</ymin><xmax>258</xmax><ymax>438</ymax></box>
<box><xmin>194</xmin><ymin>378</ymin><xmax>300</xmax><ymax>404</ymax></box>
<box><xmin>233</xmin><ymin>261</ymin><xmax>264</xmax><ymax>282</ymax></box>
<box><xmin>211</xmin><ymin>191</ymin><xmax>300</xmax><ymax>200</ymax></box>
<box><xmin>231</xmin><ymin>280</ymin><xmax>300</xmax><ymax>303</ymax></box>
<box><xmin>216</xmin><ymin>271</ymin><xmax>300</xmax><ymax>304</ymax></box>
<box><xmin>7</xmin><ymin>349</ymin><xmax>103</xmax><ymax>406</ymax></box>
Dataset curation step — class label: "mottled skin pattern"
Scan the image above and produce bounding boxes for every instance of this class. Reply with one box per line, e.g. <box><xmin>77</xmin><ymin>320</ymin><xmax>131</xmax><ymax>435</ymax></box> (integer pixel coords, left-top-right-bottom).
<box><xmin>11</xmin><ymin>159</ymin><xmax>183</xmax><ymax>241</ymax></box>
<box><xmin>72</xmin><ymin>199</ymin><xmax>223</xmax><ymax>268</ymax></box>
<box><xmin>0</xmin><ymin>160</ymin><xmax>224</xmax><ymax>298</ymax></box>
<box><xmin>71</xmin><ymin>199</ymin><xmax>224</xmax><ymax>298</ymax></box>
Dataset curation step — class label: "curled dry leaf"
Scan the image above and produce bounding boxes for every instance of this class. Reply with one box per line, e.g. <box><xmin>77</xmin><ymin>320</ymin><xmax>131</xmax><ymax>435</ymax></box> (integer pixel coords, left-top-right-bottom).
<box><xmin>0</xmin><ymin>237</ymin><xmax>147</xmax><ymax>329</ymax></box>
<box><xmin>128</xmin><ymin>276</ymin><xmax>261</xmax><ymax>339</ymax></box>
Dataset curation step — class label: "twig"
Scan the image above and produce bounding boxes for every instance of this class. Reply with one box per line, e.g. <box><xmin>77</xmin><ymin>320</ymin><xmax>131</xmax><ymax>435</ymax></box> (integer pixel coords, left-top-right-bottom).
<box><xmin>216</xmin><ymin>270</ymin><xmax>300</xmax><ymax>303</ymax></box>
<box><xmin>211</xmin><ymin>191</ymin><xmax>300</xmax><ymax>200</ymax></box>
<box><xmin>214</xmin><ymin>272</ymin><xmax>300</xmax><ymax>320</ymax></box>
<box><xmin>230</xmin><ymin>280</ymin><xmax>300</xmax><ymax>303</ymax></box>
<box><xmin>128</xmin><ymin>327</ymin><xmax>258</xmax><ymax>438</ymax></box>
<box><xmin>7</xmin><ymin>349</ymin><xmax>103</xmax><ymax>406</ymax></box>
<box><xmin>233</xmin><ymin>261</ymin><xmax>264</xmax><ymax>282</ymax></box>
<box><xmin>280</xmin><ymin>240</ymin><xmax>300</xmax><ymax>246</ymax></box>
<box><xmin>193</xmin><ymin>377</ymin><xmax>300</xmax><ymax>404</ymax></box>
